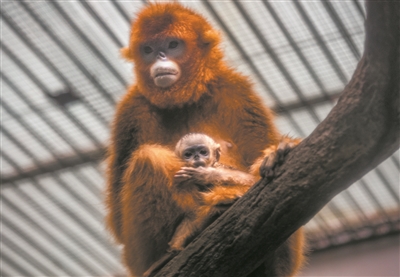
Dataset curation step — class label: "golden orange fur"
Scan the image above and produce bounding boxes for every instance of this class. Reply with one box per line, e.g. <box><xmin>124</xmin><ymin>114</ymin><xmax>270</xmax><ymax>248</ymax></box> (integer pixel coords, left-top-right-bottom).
<box><xmin>106</xmin><ymin>3</ymin><xmax>305</xmax><ymax>276</ymax></box>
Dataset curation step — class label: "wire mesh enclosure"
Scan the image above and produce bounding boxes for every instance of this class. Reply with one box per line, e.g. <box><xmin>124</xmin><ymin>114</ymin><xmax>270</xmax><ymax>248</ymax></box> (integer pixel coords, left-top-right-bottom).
<box><xmin>1</xmin><ymin>0</ymin><xmax>398</xmax><ymax>276</ymax></box>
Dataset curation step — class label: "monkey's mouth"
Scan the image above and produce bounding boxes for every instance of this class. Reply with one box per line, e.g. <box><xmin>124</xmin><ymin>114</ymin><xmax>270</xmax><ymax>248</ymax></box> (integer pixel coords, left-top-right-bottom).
<box><xmin>154</xmin><ymin>70</ymin><xmax>178</xmax><ymax>78</ymax></box>
<box><xmin>151</xmin><ymin>65</ymin><xmax>181</xmax><ymax>88</ymax></box>
<box><xmin>193</xmin><ymin>161</ymin><xmax>206</xmax><ymax>167</ymax></box>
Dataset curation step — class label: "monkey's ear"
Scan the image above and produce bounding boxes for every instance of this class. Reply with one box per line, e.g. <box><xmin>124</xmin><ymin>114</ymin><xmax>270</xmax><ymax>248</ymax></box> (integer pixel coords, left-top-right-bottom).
<box><xmin>200</xmin><ymin>29</ymin><xmax>220</xmax><ymax>49</ymax></box>
<box><xmin>120</xmin><ymin>47</ymin><xmax>134</xmax><ymax>62</ymax></box>
<box><xmin>215</xmin><ymin>144</ymin><xmax>221</xmax><ymax>162</ymax></box>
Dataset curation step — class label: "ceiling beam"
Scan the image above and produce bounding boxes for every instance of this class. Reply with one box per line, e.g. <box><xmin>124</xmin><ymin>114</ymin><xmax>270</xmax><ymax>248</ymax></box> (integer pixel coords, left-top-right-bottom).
<box><xmin>1</xmin><ymin>92</ymin><xmax>340</xmax><ymax>185</ymax></box>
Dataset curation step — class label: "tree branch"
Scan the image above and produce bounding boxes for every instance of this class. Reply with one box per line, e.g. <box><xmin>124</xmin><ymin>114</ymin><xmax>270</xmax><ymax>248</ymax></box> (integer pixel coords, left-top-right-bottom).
<box><xmin>154</xmin><ymin>2</ymin><xmax>399</xmax><ymax>276</ymax></box>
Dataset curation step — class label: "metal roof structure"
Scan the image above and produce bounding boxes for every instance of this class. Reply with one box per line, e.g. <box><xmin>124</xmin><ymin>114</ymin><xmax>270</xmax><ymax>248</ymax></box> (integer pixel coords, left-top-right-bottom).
<box><xmin>1</xmin><ymin>1</ymin><xmax>398</xmax><ymax>276</ymax></box>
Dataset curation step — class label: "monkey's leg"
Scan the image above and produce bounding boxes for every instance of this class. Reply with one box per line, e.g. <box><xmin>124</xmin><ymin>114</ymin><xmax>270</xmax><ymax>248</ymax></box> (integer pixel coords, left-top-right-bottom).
<box><xmin>142</xmin><ymin>250</ymin><xmax>180</xmax><ymax>277</ymax></box>
<box><xmin>247</xmin><ymin>229</ymin><xmax>306</xmax><ymax>277</ymax></box>
<box><xmin>248</xmin><ymin>137</ymin><xmax>306</xmax><ymax>277</ymax></box>
<box><xmin>121</xmin><ymin>144</ymin><xmax>185</xmax><ymax>276</ymax></box>
<box><xmin>169</xmin><ymin>202</ymin><xmax>228</xmax><ymax>251</ymax></box>
<box><xmin>169</xmin><ymin>216</ymin><xmax>199</xmax><ymax>251</ymax></box>
<box><xmin>146</xmin><ymin>207</ymin><xmax>218</xmax><ymax>276</ymax></box>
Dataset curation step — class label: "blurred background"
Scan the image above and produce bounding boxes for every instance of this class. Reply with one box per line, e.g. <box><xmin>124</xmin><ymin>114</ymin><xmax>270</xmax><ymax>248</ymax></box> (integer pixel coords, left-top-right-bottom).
<box><xmin>1</xmin><ymin>0</ymin><xmax>398</xmax><ymax>276</ymax></box>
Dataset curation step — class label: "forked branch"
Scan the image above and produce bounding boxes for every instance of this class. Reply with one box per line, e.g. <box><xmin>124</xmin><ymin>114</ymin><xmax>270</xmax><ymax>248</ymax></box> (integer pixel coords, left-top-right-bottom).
<box><xmin>154</xmin><ymin>2</ymin><xmax>399</xmax><ymax>276</ymax></box>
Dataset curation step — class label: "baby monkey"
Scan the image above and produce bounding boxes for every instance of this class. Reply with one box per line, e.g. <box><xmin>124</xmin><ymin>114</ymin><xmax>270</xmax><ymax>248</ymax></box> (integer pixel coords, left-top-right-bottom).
<box><xmin>144</xmin><ymin>134</ymin><xmax>258</xmax><ymax>276</ymax></box>
<box><xmin>170</xmin><ymin>133</ymin><xmax>257</xmax><ymax>250</ymax></box>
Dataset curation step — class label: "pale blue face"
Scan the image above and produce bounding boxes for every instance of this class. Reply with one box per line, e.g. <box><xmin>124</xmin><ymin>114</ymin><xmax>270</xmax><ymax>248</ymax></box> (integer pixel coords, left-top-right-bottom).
<box><xmin>140</xmin><ymin>38</ymin><xmax>185</xmax><ymax>63</ymax></box>
<box><xmin>182</xmin><ymin>144</ymin><xmax>210</xmax><ymax>168</ymax></box>
<box><xmin>140</xmin><ymin>38</ymin><xmax>186</xmax><ymax>88</ymax></box>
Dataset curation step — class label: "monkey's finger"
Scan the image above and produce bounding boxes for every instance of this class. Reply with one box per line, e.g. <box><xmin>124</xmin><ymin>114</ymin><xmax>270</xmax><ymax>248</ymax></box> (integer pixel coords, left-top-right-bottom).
<box><xmin>175</xmin><ymin>170</ymin><xmax>187</xmax><ymax>174</ymax></box>
<box><xmin>180</xmin><ymin>167</ymin><xmax>202</xmax><ymax>173</ymax></box>
<box><xmin>176</xmin><ymin>169</ymin><xmax>195</xmax><ymax>176</ymax></box>
<box><xmin>180</xmin><ymin>167</ymin><xmax>198</xmax><ymax>172</ymax></box>
<box><xmin>174</xmin><ymin>174</ymin><xmax>191</xmax><ymax>180</ymax></box>
<box><xmin>174</xmin><ymin>174</ymin><xmax>189</xmax><ymax>179</ymax></box>
<box><xmin>177</xmin><ymin>167</ymin><xmax>199</xmax><ymax>172</ymax></box>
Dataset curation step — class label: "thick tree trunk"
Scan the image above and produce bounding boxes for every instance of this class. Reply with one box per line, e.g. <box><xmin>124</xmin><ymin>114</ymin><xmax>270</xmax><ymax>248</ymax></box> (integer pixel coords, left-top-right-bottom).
<box><xmin>154</xmin><ymin>2</ymin><xmax>399</xmax><ymax>276</ymax></box>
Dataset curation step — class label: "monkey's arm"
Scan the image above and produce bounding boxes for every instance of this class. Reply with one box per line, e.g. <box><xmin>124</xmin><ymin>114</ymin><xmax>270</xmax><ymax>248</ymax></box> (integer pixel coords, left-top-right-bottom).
<box><xmin>175</xmin><ymin>166</ymin><xmax>257</xmax><ymax>187</ymax></box>
<box><xmin>106</xmin><ymin>97</ymin><xmax>139</xmax><ymax>242</ymax></box>
<box><xmin>175</xmin><ymin>167</ymin><xmax>256</xmax><ymax>207</ymax></box>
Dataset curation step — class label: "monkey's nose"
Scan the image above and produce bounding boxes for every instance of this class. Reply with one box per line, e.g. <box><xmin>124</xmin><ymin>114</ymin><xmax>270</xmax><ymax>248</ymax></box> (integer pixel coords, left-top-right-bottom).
<box><xmin>158</xmin><ymin>52</ymin><xmax>167</xmax><ymax>60</ymax></box>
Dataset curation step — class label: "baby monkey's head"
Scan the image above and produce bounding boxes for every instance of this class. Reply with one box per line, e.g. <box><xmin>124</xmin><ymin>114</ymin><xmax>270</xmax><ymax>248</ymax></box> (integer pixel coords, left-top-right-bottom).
<box><xmin>175</xmin><ymin>133</ymin><xmax>220</xmax><ymax>168</ymax></box>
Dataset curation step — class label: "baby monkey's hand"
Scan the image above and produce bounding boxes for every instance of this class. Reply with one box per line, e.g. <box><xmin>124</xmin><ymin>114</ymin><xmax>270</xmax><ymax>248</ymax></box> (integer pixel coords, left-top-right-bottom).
<box><xmin>174</xmin><ymin>166</ymin><xmax>217</xmax><ymax>186</ymax></box>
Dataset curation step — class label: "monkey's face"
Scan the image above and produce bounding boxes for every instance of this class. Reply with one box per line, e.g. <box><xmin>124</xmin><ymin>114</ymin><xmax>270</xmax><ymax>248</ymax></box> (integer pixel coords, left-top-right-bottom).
<box><xmin>182</xmin><ymin>144</ymin><xmax>213</xmax><ymax>168</ymax></box>
<box><xmin>122</xmin><ymin>3</ymin><xmax>223</xmax><ymax>108</ymax></box>
<box><xmin>140</xmin><ymin>38</ymin><xmax>185</xmax><ymax>88</ymax></box>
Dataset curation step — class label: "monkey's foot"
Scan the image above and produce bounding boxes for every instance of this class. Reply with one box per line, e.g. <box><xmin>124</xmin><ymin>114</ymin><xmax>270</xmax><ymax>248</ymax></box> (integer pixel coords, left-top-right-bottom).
<box><xmin>143</xmin><ymin>250</ymin><xmax>180</xmax><ymax>277</ymax></box>
<box><xmin>168</xmin><ymin>238</ymin><xmax>186</xmax><ymax>251</ymax></box>
<box><xmin>214</xmin><ymin>202</ymin><xmax>235</xmax><ymax>213</ymax></box>
<box><xmin>259</xmin><ymin>136</ymin><xmax>300</xmax><ymax>179</ymax></box>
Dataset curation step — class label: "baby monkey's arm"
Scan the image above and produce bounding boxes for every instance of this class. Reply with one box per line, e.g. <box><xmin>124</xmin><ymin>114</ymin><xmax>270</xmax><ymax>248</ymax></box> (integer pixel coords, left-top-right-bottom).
<box><xmin>175</xmin><ymin>166</ymin><xmax>257</xmax><ymax>187</ymax></box>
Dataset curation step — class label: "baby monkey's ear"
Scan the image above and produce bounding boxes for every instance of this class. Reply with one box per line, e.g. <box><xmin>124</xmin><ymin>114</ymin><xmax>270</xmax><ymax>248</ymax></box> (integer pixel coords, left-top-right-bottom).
<box><xmin>215</xmin><ymin>144</ymin><xmax>221</xmax><ymax>162</ymax></box>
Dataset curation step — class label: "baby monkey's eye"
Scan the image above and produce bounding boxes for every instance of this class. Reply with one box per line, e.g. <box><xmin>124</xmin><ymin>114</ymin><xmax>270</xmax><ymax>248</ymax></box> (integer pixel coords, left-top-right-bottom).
<box><xmin>143</xmin><ymin>46</ymin><xmax>153</xmax><ymax>54</ymax></box>
<box><xmin>184</xmin><ymin>152</ymin><xmax>192</xmax><ymax>158</ymax></box>
<box><xmin>169</xmin><ymin>41</ymin><xmax>179</xmax><ymax>49</ymax></box>
<box><xmin>199</xmin><ymin>150</ymin><xmax>208</xmax><ymax>155</ymax></box>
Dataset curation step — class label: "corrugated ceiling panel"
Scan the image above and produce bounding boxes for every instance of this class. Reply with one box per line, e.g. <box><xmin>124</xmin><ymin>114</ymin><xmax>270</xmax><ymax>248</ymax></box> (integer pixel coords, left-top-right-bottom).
<box><xmin>1</xmin><ymin>1</ymin><xmax>398</xmax><ymax>276</ymax></box>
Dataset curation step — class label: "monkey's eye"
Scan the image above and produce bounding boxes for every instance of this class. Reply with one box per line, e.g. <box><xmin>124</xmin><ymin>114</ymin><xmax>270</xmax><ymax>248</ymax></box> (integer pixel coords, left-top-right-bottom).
<box><xmin>169</xmin><ymin>41</ymin><xmax>179</xmax><ymax>49</ymax></box>
<box><xmin>143</xmin><ymin>46</ymin><xmax>153</xmax><ymax>54</ymax></box>
<box><xmin>199</xmin><ymin>149</ymin><xmax>208</xmax><ymax>155</ymax></box>
<box><xmin>184</xmin><ymin>152</ymin><xmax>192</xmax><ymax>158</ymax></box>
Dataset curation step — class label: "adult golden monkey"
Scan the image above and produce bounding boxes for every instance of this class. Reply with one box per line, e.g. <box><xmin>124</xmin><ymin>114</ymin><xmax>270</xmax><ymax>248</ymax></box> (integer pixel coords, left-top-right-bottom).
<box><xmin>106</xmin><ymin>3</ymin><xmax>306</xmax><ymax>276</ymax></box>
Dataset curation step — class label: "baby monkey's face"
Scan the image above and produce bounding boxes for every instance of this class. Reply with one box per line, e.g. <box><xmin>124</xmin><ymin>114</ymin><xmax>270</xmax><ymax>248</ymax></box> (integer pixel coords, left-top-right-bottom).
<box><xmin>182</xmin><ymin>144</ymin><xmax>212</xmax><ymax>168</ymax></box>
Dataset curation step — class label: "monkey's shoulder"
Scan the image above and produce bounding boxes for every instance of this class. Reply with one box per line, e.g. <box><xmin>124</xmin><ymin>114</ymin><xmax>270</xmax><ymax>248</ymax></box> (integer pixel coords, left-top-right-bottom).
<box><xmin>115</xmin><ymin>88</ymin><xmax>158</xmax><ymax>126</ymax></box>
<box><xmin>210</xmin><ymin>73</ymin><xmax>269</xmax><ymax>115</ymax></box>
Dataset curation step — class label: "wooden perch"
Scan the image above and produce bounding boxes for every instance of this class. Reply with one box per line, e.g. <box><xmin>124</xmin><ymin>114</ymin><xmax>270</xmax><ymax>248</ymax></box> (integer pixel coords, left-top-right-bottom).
<box><xmin>153</xmin><ymin>2</ymin><xmax>399</xmax><ymax>276</ymax></box>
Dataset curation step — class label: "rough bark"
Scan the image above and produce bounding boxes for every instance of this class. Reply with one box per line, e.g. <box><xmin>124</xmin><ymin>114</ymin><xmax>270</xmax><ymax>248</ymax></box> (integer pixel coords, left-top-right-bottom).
<box><xmin>154</xmin><ymin>2</ymin><xmax>399</xmax><ymax>276</ymax></box>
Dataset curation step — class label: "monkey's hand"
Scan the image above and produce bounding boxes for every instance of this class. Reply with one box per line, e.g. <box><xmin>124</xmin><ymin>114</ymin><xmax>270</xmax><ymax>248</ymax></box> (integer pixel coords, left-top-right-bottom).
<box><xmin>174</xmin><ymin>167</ymin><xmax>217</xmax><ymax>187</ymax></box>
<box><xmin>259</xmin><ymin>136</ymin><xmax>301</xmax><ymax>179</ymax></box>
